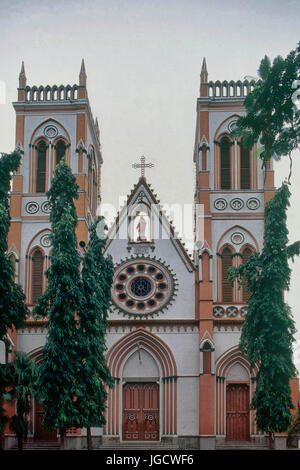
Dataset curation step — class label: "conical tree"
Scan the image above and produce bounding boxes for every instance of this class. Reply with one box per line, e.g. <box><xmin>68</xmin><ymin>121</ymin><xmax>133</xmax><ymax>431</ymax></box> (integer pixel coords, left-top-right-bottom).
<box><xmin>34</xmin><ymin>160</ymin><xmax>82</xmax><ymax>448</ymax></box>
<box><xmin>0</xmin><ymin>151</ymin><xmax>28</xmax><ymax>447</ymax></box>
<box><xmin>228</xmin><ymin>183</ymin><xmax>300</xmax><ymax>446</ymax></box>
<box><xmin>76</xmin><ymin>217</ymin><xmax>114</xmax><ymax>450</ymax></box>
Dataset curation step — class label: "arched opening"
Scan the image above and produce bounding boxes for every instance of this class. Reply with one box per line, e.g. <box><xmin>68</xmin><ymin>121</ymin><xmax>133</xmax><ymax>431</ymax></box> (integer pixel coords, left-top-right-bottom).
<box><xmin>220</xmin><ymin>137</ymin><xmax>231</xmax><ymax>189</ymax></box>
<box><xmin>128</xmin><ymin>203</ymin><xmax>152</xmax><ymax>243</ymax></box>
<box><xmin>55</xmin><ymin>139</ymin><xmax>66</xmax><ymax>166</ymax></box>
<box><xmin>31</xmin><ymin>249</ymin><xmax>43</xmax><ymax>304</ymax></box>
<box><xmin>106</xmin><ymin>328</ymin><xmax>177</xmax><ymax>438</ymax></box>
<box><xmin>240</xmin><ymin>143</ymin><xmax>251</xmax><ymax>189</ymax></box>
<box><xmin>242</xmin><ymin>247</ymin><xmax>253</xmax><ymax>303</ymax></box>
<box><xmin>36</xmin><ymin>141</ymin><xmax>47</xmax><ymax>193</ymax></box>
<box><xmin>222</xmin><ymin>248</ymin><xmax>233</xmax><ymax>303</ymax></box>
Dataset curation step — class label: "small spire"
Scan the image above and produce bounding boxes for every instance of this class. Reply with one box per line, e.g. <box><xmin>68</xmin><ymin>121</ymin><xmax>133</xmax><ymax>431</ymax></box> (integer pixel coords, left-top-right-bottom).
<box><xmin>200</xmin><ymin>57</ymin><xmax>208</xmax><ymax>83</ymax></box>
<box><xmin>79</xmin><ymin>58</ymin><xmax>87</xmax><ymax>86</ymax></box>
<box><xmin>19</xmin><ymin>61</ymin><xmax>26</xmax><ymax>88</ymax></box>
<box><xmin>95</xmin><ymin>117</ymin><xmax>100</xmax><ymax>139</ymax></box>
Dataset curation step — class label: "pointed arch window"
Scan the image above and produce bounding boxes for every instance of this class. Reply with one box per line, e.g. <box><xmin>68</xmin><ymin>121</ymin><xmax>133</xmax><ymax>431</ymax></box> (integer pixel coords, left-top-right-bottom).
<box><xmin>56</xmin><ymin>140</ymin><xmax>66</xmax><ymax>166</ymax></box>
<box><xmin>31</xmin><ymin>249</ymin><xmax>43</xmax><ymax>304</ymax></box>
<box><xmin>36</xmin><ymin>141</ymin><xmax>47</xmax><ymax>193</ymax></box>
<box><xmin>222</xmin><ymin>247</ymin><xmax>233</xmax><ymax>302</ymax></box>
<box><xmin>242</xmin><ymin>247</ymin><xmax>252</xmax><ymax>303</ymax></box>
<box><xmin>220</xmin><ymin>137</ymin><xmax>231</xmax><ymax>190</ymax></box>
<box><xmin>240</xmin><ymin>144</ymin><xmax>250</xmax><ymax>189</ymax></box>
<box><xmin>202</xmin><ymin>341</ymin><xmax>212</xmax><ymax>374</ymax></box>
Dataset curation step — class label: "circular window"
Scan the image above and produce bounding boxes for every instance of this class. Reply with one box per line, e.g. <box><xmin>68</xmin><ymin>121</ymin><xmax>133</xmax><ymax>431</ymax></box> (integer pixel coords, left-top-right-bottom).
<box><xmin>111</xmin><ymin>258</ymin><xmax>175</xmax><ymax>317</ymax></box>
<box><xmin>130</xmin><ymin>277</ymin><xmax>152</xmax><ymax>297</ymax></box>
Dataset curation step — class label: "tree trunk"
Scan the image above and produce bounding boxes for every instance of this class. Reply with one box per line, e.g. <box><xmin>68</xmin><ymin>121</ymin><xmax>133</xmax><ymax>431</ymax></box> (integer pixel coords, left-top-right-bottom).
<box><xmin>60</xmin><ymin>427</ymin><xmax>66</xmax><ymax>450</ymax></box>
<box><xmin>18</xmin><ymin>434</ymin><xmax>23</xmax><ymax>451</ymax></box>
<box><xmin>87</xmin><ymin>426</ymin><xmax>92</xmax><ymax>450</ymax></box>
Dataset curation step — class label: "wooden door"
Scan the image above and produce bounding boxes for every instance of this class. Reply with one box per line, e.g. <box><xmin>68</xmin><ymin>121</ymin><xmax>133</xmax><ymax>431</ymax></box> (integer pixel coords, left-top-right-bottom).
<box><xmin>35</xmin><ymin>401</ymin><xmax>57</xmax><ymax>440</ymax></box>
<box><xmin>123</xmin><ymin>383</ymin><xmax>159</xmax><ymax>441</ymax></box>
<box><xmin>226</xmin><ymin>383</ymin><xmax>250</xmax><ymax>441</ymax></box>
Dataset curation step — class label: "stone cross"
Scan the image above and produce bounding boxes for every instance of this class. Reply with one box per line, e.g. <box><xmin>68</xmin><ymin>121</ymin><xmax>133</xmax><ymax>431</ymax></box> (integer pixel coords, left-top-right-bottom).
<box><xmin>132</xmin><ymin>156</ymin><xmax>154</xmax><ymax>178</ymax></box>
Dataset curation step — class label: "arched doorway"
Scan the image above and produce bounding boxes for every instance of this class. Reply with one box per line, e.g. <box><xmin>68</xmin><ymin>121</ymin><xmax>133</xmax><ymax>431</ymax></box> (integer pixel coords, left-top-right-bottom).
<box><xmin>216</xmin><ymin>347</ymin><xmax>258</xmax><ymax>440</ymax></box>
<box><xmin>105</xmin><ymin>328</ymin><xmax>177</xmax><ymax>440</ymax></box>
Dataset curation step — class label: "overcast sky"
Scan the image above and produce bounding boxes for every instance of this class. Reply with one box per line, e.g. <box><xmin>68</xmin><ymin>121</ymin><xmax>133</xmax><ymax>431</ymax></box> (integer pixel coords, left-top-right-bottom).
<box><xmin>0</xmin><ymin>0</ymin><xmax>300</xmax><ymax>369</ymax></box>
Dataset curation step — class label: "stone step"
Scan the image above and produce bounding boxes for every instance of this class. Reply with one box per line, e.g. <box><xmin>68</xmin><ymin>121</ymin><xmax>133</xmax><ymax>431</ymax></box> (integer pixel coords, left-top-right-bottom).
<box><xmin>10</xmin><ymin>440</ymin><xmax>60</xmax><ymax>451</ymax></box>
<box><xmin>100</xmin><ymin>441</ymin><xmax>179</xmax><ymax>450</ymax></box>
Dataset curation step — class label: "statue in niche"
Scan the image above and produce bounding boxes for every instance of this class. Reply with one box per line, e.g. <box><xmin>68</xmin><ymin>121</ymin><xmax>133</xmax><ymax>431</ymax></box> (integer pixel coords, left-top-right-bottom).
<box><xmin>136</xmin><ymin>212</ymin><xmax>147</xmax><ymax>241</ymax></box>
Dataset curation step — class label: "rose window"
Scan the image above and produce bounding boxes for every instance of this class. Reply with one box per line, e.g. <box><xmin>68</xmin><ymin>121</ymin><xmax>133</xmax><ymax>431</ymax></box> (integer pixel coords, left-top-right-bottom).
<box><xmin>111</xmin><ymin>259</ymin><xmax>175</xmax><ymax>316</ymax></box>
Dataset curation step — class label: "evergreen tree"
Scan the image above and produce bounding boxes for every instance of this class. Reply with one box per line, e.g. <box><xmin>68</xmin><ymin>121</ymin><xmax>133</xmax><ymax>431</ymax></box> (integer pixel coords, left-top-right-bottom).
<box><xmin>76</xmin><ymin>217</ymin><xmax>114</xmax><ymax>450</ymax></box>
<box><xmin>232</xmin><ymin>43</ymin><xmax>300</xmax><ymax>182</ymax></box>
<box><xmin>5</xmin><ymin>352</ymin><xmax>38</xmax><ymax>451</ymax></box>
<box><xmin>34</xmin><ymin>160</ymin><xmax>82</xmax><ymax>448</ymax></box>
<box><xmin>228</xmin><ymin>183</ymin><xmax>300</xmax><ymax>445</ymax></box>
<box><xmin>0</xmin><ymin>151</ymin><xmax>28</xmax><ymax>341</ymax></box>
<box><xmin>0</xmin><ymin>151</ymin><xmax>28</xmax><ymax>447</ymax></box>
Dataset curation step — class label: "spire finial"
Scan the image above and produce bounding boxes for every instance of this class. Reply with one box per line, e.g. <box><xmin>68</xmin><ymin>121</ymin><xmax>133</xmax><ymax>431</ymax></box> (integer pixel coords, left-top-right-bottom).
<box><xmin>200</xmin><ymin>57</ymin><xmax>208</xmax><ymax>83</ymax></box>
<box><xmin>79</xmin><ymin>58</ymin><xmax>87</xmax><ymax>86</ymax></box>
<box><xmin>19</xmin><ymin>61</ymin><xmax>26</xmax><ymax>88</ymax></box>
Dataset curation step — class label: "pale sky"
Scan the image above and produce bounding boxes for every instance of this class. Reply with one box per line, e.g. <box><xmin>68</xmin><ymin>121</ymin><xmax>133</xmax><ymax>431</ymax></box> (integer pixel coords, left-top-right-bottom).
<box><xmin>0</xmin><ymin>0</ymin><xmax>300</xmax><ymax>369</ymax></box>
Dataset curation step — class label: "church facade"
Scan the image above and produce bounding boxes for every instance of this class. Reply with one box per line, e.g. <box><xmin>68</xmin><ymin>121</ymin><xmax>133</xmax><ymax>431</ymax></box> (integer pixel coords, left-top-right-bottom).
<box><xmin>3</xmin><ymin>60</ymin><xmax>299</xmax><ymax>449</ymax></box>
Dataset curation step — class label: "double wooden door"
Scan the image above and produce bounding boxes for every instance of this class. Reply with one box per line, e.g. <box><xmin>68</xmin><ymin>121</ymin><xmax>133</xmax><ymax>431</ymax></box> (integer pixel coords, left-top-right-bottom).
<box><xmin>123</xmin><ymin>382</ymin><xmax>159</xmax><ymax>441</ymax></box>
<box><xmin>226</xmin><ymin>383</ymin><xmax>250</xmax><ymax>441</ymax></box>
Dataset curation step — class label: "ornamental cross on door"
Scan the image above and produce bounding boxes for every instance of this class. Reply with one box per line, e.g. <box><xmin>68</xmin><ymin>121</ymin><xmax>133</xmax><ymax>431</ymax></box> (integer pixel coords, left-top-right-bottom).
<box><xmin>132</xmin><ymin>156</ymin><xmax>154</xmax><ymax>178</ymax></box>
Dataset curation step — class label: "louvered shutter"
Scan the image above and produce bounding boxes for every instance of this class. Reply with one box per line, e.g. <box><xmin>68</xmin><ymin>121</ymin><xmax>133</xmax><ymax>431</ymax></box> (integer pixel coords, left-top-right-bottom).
<box><xmin>242</xmin><ymin>248</ymin><xmax>252</xmax><ymax>303</ymax></box>
<box><xmin>221</xmin><ymin>138</ymin><xmax>231</xmax><ymax>189</ymax></box>
<box><xmin>222</xmin><ymin>248</ymin><xmax>233</xmax><ymax>302</ymax></box>
<box><xmin>240</xmin><ymin>145</ymin><xmax>250</xmax><ymax>189</ymax></box>
<box><xmin>56</xmin><ymin>140</ymin><xmax>66</xmax><ymax>166</ymax></box>
<box><xmin>36</xmin><ymin>142</ymin><xmax>46</xmax><ymax>192</ymax></box>
<box><xmin>32</xmin><ymin>250</ymin><xmax>43</xmax><ymax>303</ymax></box>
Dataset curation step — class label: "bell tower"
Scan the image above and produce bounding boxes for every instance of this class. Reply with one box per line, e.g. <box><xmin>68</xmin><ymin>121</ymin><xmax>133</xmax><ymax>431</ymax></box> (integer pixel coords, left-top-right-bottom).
<box><xmin>9</xmin><ymin>60</ymin><xmax>103</xmax><ymax>323</ymax></box>
<box><xmin>194</xmin><ymin>59</ymin><xmax>275</xmax><ymax>448</ymax></box>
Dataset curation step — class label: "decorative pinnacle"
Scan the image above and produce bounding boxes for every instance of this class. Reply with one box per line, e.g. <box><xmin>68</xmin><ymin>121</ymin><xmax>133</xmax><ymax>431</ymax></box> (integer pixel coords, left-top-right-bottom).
<box><xmin>19</xmin><ymin>61</ymin><xmax>26</xmax><ymax>88</ymax></box>
<box><xmin>200</xmin><ymin>57</ymin><xmax>208</xmax><ymax>83</ymax></box>
<box><xmin>79</xmin><ymin>58</ymin><xmax>87</xmax><ymax>86</ymax></box>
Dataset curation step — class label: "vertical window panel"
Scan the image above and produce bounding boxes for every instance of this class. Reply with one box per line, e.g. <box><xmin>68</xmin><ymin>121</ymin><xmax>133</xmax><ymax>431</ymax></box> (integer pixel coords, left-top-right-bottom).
<box><xmin>56</xmin><ymin>140</ymin><xmax>66</xmax><ymax>166</ymax></box>
<box><xmin>240</xmin><ymin>144</ymin><xmax>250</xmax><ymax>189</ymax></box>
<box><xmin>36</xmin><ymin>141</ymin><xmax>47</xmax><ymax>193</ymax></box>
<box><xmin>222</xmin><ymin>248</ymin><xmax>233</xmax><ymax>303</ymax></box>
<box><xmin>220</xmin><ymin>138</ymin><xmax>231</xmax><ymax>189</ymax></box>
<box><xmin>32</xmin><ymin>250</ymin><xmax>43</xmax><ymax>304</ymax></box>
<box><xmin>242</xmin><ymin>248</ymin><xmax>252</xmax><ymax>303</ymax></box>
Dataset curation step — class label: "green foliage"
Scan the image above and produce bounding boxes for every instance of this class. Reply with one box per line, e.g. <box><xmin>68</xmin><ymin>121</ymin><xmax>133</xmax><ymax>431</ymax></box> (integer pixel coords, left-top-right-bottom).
<box><xmin>33</xmin><ymin>160</ymin><xmax>83</xmax><ymax>430</ymax></box>
<box><xmin>75</xmin><ymin>217</ymin><xmax>114</xmax><ymax>430</ymax></box>
<box><xmin>228</xmin><ymin>183</ymin><xmax>298</xmax><ymax>434</ymax></box>
<box><xmin>6</xmin><ymin>352</ymin><xmax>38</xmax><ymax>446</ymax></box>
<box><xmin>0</xmin><ymin>151</ymin><xmax>28</xmax><ymax>435</ymax></box>
<box><xmin>231</xmin><ymin>43</ymin><xmax>300</xmax><ymax>176</ymax></box>
<box><xmin>0</xmin><ymin>151</ymin><xmax>28</xmax><ymax>340</ymax></box>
